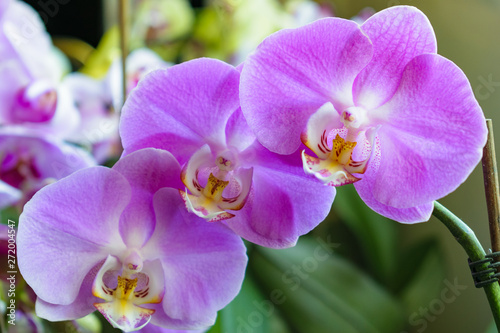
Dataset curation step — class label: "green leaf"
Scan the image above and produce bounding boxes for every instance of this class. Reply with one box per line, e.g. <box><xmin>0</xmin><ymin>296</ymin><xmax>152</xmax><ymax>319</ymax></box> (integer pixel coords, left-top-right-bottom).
<box><xmin>332</xmin><ymin>185</ymin><xmax>398</xmax><ymax>286</ymax></box>
<box><xmin>207</xmin><ymin>274</ymin><xmax>289</xmax><ymax>333</ymax></box>
<box><xmin>397</xmin><ymin>238</ymin><xmax>446</xmax><ymax>314</ymax></box>
<box><xmin>249</xmin><ymin>237</ymin><xmax>407</xmax><ymax>333</ymax></box>
<box><xmin>484</xmin><ymin>321</ymin><xmax>497</xmax><ymax>333</ymax></box>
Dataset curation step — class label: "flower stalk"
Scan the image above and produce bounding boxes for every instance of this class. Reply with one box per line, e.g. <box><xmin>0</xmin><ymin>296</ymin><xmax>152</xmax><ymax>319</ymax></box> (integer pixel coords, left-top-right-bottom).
<box><xmin>433</xmin><ymin>201</ymin><xmax>500</xmax><ymax>331</ymax></box>
<box><xmin>482</xmin><ymin>119</ymin><xmax>500</xmax><ymax>256</ymax></box>
<box><xmin>118</xmin><ymin>0</ymin><xmax>129</xmax><ymax>107</ymax></box>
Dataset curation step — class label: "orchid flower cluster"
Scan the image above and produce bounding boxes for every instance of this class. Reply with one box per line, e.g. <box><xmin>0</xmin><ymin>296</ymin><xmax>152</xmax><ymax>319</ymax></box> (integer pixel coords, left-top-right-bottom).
<box><xmin>11</xmin><ymin>3</ymin><xmax>487</xmax><ymax>333</ymax></box>
<box><xmin>0</xmin><ymin>0</ymin><xmax>171</xmax><ymax>212</ymax></box>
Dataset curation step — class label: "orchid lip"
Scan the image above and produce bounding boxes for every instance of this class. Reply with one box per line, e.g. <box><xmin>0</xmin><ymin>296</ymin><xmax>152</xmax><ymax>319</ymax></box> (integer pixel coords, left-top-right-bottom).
<box><xmin>180</xmin><ymin>144</ymin><xmax>253</xmax><ymax>221</ymax></box>
<box><xmin>92</xmin><ymin>256</ymin><xmax>163</xmax><ymax>332</ymax></box>
<box><xmin>301</xmin><ymin>103</ymin><xmax>377</xmax><ymax>187</ymax></box>
<box><xmin>12</xmin><ymin>80</ymin><xmax>58</xmax><ymax>123</ymax></box>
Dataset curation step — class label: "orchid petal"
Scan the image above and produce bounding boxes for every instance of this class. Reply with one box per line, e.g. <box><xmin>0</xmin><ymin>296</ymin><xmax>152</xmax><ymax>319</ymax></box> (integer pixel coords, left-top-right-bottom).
<box><xmin>142</xmin><ymin>188</ymin><xmax>247</xmax><ymax>328</ymax></box>
<box><xmin>0</xmin><ymin>179</ymin><xmax>21</xmax><ymax>209</ymax></box>
<box><xmin>120</xmin><ymin>58</ymin><xmax>240</xmax><ymax>164</ymax></box>
<box><xmin>35</xmin><ymin>260</ymin><xmax>105</xmax><ymax>321</ymax></box>
<box><xmin>218</xmin><ymin>167</ymin><xmax>253</xmax><ymax>211</ymax></box>
<box><xmin>113</xmin><ymin>148</ymin><xmax>183</xmax><ymax>248</ymax></box>
<box><xmin>354</xmin><ymin>6</ymin><xmax>437</xmax><ymax>109</ymax></box>
<box><xmin>368</xmin><ymin>54</ymin><xmax>486</xmax><ymax>208</ymax></box>
<box><xmin>240</xmin><ymin>18</ymin><xmax>373</xmax><ymax>154</ymax></box>
<box><xmin>138</xmin><ymin>323</ymin><xmax>207</xmax><ymax>333</ymax></box>
<box><xmin>228</xmin><ymin>143</ymin><xmax>335</xmax><ymax>248</ymax></box>
<box><xmin>180</xmin><ymin>144</ymin><xmax>212</xmax><ymax>196</ymax></box>
<box><xmin>180</xmin><ymin>189</ymin><xmax>235</xmax><ymax>222</ymax></box>
<box><xmin>300</xmin><ymin>102</ymin><xmax>342</xmax><ymax>159</ymax></box>
<box><xmin>355</xmin><ymin>163</ymin><xmax>433</xmax><ymax>223</ymax></box>
<box><xmin>18</xmin><ymin>167</ymin><xmax>130</xmax><ymax>305</ymax></box>
<box><xmin>1</xmin><ymin>1</ymin><xmax>55</xmax><ymax>81</ymax></box>
<box><xmin>225</xmin><ymin>108</ymin><xmax>255</xmax><ymax>153</ymax></box>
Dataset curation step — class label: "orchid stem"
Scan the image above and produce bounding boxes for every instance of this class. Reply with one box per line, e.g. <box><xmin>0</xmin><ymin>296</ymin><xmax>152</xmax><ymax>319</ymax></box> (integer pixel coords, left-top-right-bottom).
<box><xmin>433</xmin><ymin>201</ymin><xmax>500</xmax><ymax>332</ymax></box>
<box><xmin>118</xmin><ymin>0</ymin><xmax>129</xmax><ymax>108</ymax></box>
<box><xmin>482</xmin><ymin>120</ymin><xmax>500</xmax><ymax>258</ymax></box>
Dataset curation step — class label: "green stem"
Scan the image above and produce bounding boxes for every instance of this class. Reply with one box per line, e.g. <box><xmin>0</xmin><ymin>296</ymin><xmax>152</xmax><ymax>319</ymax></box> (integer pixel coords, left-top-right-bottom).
<box><xmin>433</xmin><ymin>201</ymin><xmax>500</xmax><ymax>331</ymax></box>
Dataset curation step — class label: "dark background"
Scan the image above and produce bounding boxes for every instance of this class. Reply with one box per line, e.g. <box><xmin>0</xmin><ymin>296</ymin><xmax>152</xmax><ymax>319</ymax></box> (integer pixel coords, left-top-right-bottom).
<box><xmin>22</xmin><ymin>0</ymin><xmax>103</xmax><ymax>46</ymax></box>
<box><xmin>21</xmin><ymin>0</ymin><xmax>204</xmax><ymax>47</ymax></box>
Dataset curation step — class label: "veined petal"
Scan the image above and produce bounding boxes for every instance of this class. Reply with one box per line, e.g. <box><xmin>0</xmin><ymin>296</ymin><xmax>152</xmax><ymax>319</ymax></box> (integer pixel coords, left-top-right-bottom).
<box><xmin>18</xmin><ymin>167</ymin><xmax>130</xmax><ymax>305</ymax></box>
<box><xmin>142</xmin><ymin>188</ymin><xmax>247</xmax><ymax>328</ymax></box>
<box><xmin>120</xmin><ymin>58</ymin><xmax>241</xmax><ymax>163</ymax></box>
<box><xmin>240</xmin><ymin>17</ymin><xmax>373</xmax><ymax>154</ymax></box>
<box><xmin>149</xmin><ymin>305</ymin><xmax>212</xmax><ymax>332</ymax></box>
<box><xmin>227</xmin><ymin>142</ymin><xmax>336</xmax><ymax>248</ymax></box>
<box><xmin>355</xmin><ymin>163</ymin><xmax>433</xmax><ymax>223</ymax></box>
<box><xmin>368</xmin><ymin>54</ymin><xmax>487</xmax><ymax>208</ymax></box>
<box><xmin>35</xmin><ymin>259</ymin><xmax>105</xmax><ymax>321</ymax></box>
<box><xmin>354</xmin><ymin>6</ymin><xmax>437</xmax><ymax>109</ymax></box>
<box><xmin>225</xmin><ymin>108</ymin><xmax>255</xmax><ymax>153</ymax></box>
<box><xmin>113</xmin><ymin>148</ymin><xmax>183</xmax><ymax>248</ymax></box>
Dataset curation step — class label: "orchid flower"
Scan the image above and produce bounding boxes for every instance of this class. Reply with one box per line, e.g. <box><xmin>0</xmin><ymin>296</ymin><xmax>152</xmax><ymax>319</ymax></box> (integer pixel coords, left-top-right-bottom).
<box><xmin>0</xmin><ymin>130</ymin><xmax>95</xmax><ymax>210</ymax></box>
<box><xmin>61</xmin><ymin>72</ymin><xmax>121</xmax><ymax>162</ymax></box>
<box><xmin>18</xmin><ymin>148</ymin><xmax>247</xmax><ymax>332</ymax></box>
<box><xmin>106</xmin><ymin>48</ymin><xmax>171</xmax><ymax>112</ymax></box>
<box><xmin>239</xmin><ymin>6</ymin><xmax>487</xmax><ymax>222</ymax></box>
<box><xmin>0</xmin><ymin>0</ymin><xmax>80</xmax><ymax>139</ymax></box>
<box><xmin>120</xmin><ymin>58</ymin><xmax>334</xmax><ymax>248</ymax></box>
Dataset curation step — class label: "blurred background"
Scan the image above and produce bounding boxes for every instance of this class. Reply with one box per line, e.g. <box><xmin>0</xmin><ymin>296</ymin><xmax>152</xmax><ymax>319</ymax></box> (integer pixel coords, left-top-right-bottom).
<box><xmin>2</xmin><ymin>0</ymin><xmax>500</xmax><ymax>332</ymax></box>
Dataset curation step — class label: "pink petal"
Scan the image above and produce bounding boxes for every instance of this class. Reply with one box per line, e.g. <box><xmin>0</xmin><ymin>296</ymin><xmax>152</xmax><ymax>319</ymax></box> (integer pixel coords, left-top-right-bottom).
<box><xmin>112</xmin><ymin>148</ymin><xmax>183</xmax><ymax>248</ymax></box>
<box><xmin>120</xmin><ymin>58</ymin><xmax>240</xmax><ymax>164</ymax></box>
<box><xmin>355</xmin><ymin>166</ymin><xmax>433</xmax><ymax>223</ymax></box>
<box><xmin>240</xmin><ymin>18</ymin><xmax>373</xmax><ymax>154</ymax></box>
<box><xmin>18</xmin><ymin>167</ymin><xmax>130</xmax><ymax>305</ymax></box>
<box><xmin>367</xmin><ymin>54</ymin><xmax>486</xmax><ymax>208</ymax></box>
<box><xmin>141</xmin><ymin>188</ymin><xmax>247</xmax><ymax>327</ymax></box>
<box><xmin>354</xmin><ymin>6</ymin><xmax>437</xmax><ymax>109</ymax></box>
<box><xmin>225</xmin><ymin>108</ymin><xmax>256</xmax><ymax>153</ymax></box>
<box><xmin>35</xmin><ymin>260</ymin><xmax>105</xmax><ymax>321</ymax></box>
<box><xmin>227</xmin><ymin>143</ymin><xmax>336</xmax><ymax>248</ymax></box>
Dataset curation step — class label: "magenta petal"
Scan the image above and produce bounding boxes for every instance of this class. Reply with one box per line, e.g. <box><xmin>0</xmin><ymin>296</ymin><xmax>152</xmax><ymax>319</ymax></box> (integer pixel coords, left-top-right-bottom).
<box><xmin>0</xmin><ymin>132</ymin><xmax>95</xmax><ymax>182</ymax></box>
<box><xmin>1</xmin><ymin>1</ymin><xmax>54</xmax><ymax>80</ymax></box>
<box><xmin>240</xmin><ymin>18</ymin><xmax>373</xmax><ymax>154</ymax></box>
<box><xmin>138</xmin><ymin>323</ymin><xmax>207</xmax><ymax>333</ymax></box>
<box><xmin>354</xmin><ymin>6</ymin><xmax>437</xmax><ymax>109</ymax></box>
<box><xmin>112</xmin><ymin>148</ymin><xmax>183</xmax><ymax>248</ymax></box>
<box><xmin>148</xmin><ymin>304</ymin><xmax>211</xmax><ymax>332</ymax></box>
<box><xmin>355</xmin><ymin>166</ymin><xmax>433</xmax><ymax>223</ymax></box>
<box><xmin>120</xmin><ymin>58</ymin><xmax>241</xmax><ymax>164</ymax></box>
<box><xmin>35</xmin><ymin>260</ymin><xmax>104</xmax><ymax>321</ymax></box>
<box><xmin>228</xmin><ymin>143</ymin><xmax>335</xmax><ymax>248</ymax></box>
<box><xmin>0</xmin><ymin>180</ymin><xmax>21</xmax><ymax>208</ymax></box>
<box><xmin>369</xmin><ymin>54</ymin><xmax>486</xmax><ymax>208</ymax></box>
<box><xmin>142</xmin><ymin>188</ymin><xmax>247</xmax><ymax>328</ymax></box>
<box><xmin>18</xmin><ymin>167</ymin><xmax>130</xmax><ymax>305</ymax></box>
<box><xmin>225</xmin><ymin>108</ymin><xmax>256</xmax><ymax>153</ymax></box>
